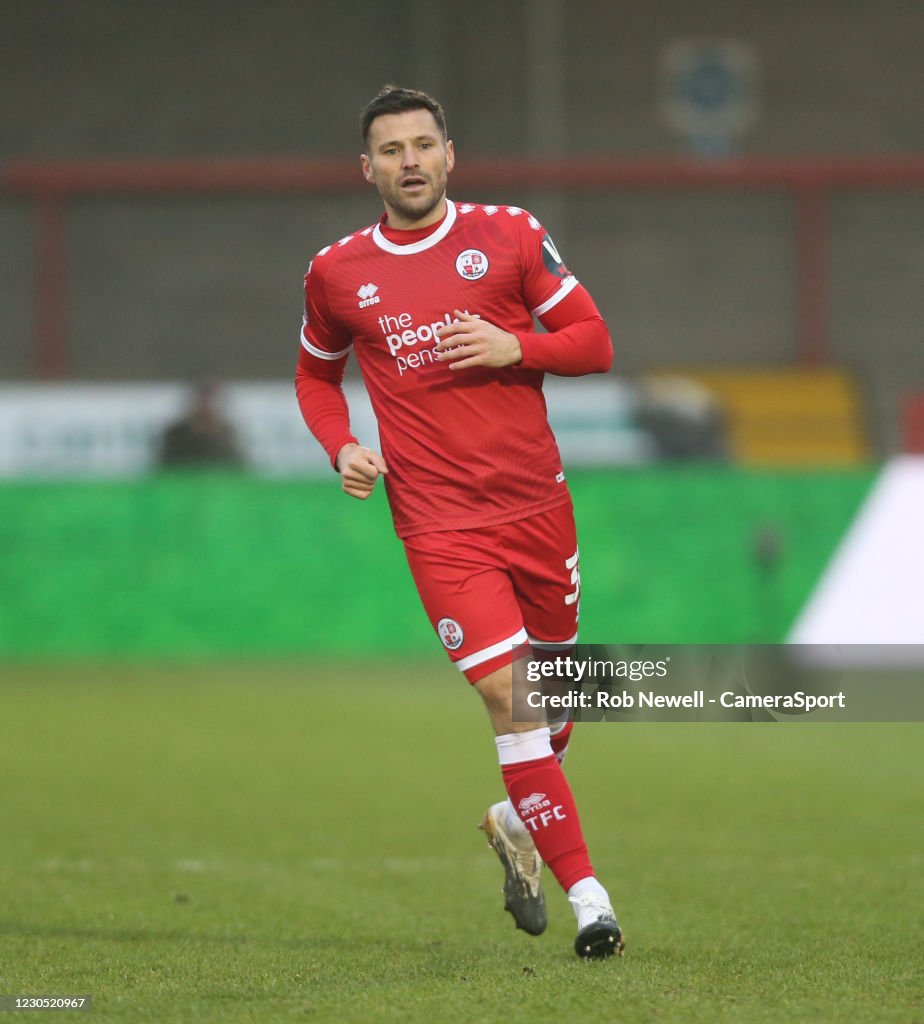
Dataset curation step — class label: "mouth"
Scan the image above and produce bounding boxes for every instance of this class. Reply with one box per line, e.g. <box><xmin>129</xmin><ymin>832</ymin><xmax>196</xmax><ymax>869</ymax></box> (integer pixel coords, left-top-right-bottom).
<box><xmin>399</xmin><ymin>175</ymin><xmax>428</xmax><ymax>191</ymax></box>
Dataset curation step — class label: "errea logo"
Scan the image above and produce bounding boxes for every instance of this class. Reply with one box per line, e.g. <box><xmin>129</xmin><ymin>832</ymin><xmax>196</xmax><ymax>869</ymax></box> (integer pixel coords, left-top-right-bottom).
<box><xmin>518</xmin><ymin>793</ymin><xmax>549</xmax><ymax>815</ymax></box>
<box><xmin>357</xmin><ymin>283</ymin><xmax>380</xmax><ymax>308</ymax></box>
<box><xmin>517</xmin><ymin>792</ymin><xmax>567</xmax><ymax>832</ymax></box>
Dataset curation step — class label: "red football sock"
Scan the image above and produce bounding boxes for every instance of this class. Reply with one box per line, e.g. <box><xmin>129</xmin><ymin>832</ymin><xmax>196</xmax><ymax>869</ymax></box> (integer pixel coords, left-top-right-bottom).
<box><xmin>496</xmin><ymin>728</ymin><xmax>593</xmax><ymax>892</ymax></box>
<box><xmin>530</xmin><ymin>644</ymin><xmax>575</xmax><ymax>765</ymax></box>
<box><xmin>549</xmin><ymin>719</ymin><xmax>573</xmax><ymax>764</ymax></box>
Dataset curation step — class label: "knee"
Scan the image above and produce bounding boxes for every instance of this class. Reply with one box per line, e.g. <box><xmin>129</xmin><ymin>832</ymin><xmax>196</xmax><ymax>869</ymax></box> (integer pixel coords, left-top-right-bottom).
<box><xmin>474</xmin><ymin>666</ymin><xmax>513</xmax><ymax>719</ymax></box>
<box><xmin>475</xmin><ymin>662</ymin><xmax>544</xmax><ymax>736</ymax></box>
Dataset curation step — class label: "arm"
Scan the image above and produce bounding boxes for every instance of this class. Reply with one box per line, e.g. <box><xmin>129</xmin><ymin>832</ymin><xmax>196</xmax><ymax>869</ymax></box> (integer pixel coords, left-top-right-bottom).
<box><xmin>295</xmin><ymin>349</ymin><xmax>388</xmax><ymax>499</ymax></box>
<box><xmin>515</xmin><ymin>283</ymin><xmax>612</xmax><ymax>376</ymax></box>
<box><xmin>434</xmin><ymin>212</ymin><xmax>613</xmax><ymax>376</ymax></box>
<box><xmin>433</xmin><ymin>285</ymin><xmax>612</xmax><ymax>376</ymax></box>
<box><xmin>294</xmin><ymin>346</ymin><xmax>358</xmax><ymax>469</ymax></box>
<box><xmin>296</xmin><ymin>258</ymin><xmax>388</xmax><ymax>499</ymax></box>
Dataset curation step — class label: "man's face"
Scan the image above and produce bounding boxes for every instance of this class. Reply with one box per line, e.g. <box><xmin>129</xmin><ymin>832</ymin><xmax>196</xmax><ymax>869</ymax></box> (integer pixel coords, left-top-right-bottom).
<box><xmin>361</xmin><ymin>108</ymin><xmax>455</xmax><ymax>229</ymax></box>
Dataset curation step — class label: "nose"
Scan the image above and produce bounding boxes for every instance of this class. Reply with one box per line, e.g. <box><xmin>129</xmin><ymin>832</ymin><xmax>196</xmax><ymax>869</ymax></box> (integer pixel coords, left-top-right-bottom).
<box><xmin>401</xmin><ymin>145</ymin><xmax>419</xmax><ymax>168</ymax></box>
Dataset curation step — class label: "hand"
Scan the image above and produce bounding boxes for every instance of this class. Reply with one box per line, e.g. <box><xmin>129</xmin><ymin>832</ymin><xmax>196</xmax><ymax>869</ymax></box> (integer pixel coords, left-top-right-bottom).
<box><xmin>434</xmin><ymin>310</ymin><xmax>522</xmax><ymax>371</ymax></box>
<box><xmin>335</xmin><ymin>443</ymin><xmax>388</xmax><ymax>500</ymax></box>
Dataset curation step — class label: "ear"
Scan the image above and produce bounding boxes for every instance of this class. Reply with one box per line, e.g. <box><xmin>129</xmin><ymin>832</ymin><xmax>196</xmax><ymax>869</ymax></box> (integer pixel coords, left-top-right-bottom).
<box><xmin>445</xmin><ymin>139</ymin><xmax>455</xmax><ymax>174</ymax></box>
<box><xmin>360</xmin><ymin>153</ymin><xmax>375</xmax><ymax>185</ymax></box>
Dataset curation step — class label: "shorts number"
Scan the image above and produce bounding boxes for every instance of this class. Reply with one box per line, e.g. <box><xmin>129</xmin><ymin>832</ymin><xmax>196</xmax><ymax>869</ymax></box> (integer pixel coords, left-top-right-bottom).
<box><xmin>564</xmin><ymin>550</ymin><xmax>580</xmax><ymax>607</ymax></box>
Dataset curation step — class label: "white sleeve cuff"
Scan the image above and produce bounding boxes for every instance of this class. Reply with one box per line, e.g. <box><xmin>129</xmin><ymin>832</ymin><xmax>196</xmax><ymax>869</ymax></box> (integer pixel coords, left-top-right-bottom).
<box><xmin>300</xmin><ymin>330</ymin><xmax>352</xmax><ymax>360</ymax></box>
<box><xmin>531</xmin><ymin>275</ymin><xmax>579</xmax><ymax>317</ymax></box>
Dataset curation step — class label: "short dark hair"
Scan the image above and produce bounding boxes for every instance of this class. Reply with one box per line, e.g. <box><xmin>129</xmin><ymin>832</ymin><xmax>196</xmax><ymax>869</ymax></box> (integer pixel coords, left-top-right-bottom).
<box><xmin>360</xmin><ymin>85</ymin><xmax>448</xmax><ymax>147</ymax></box>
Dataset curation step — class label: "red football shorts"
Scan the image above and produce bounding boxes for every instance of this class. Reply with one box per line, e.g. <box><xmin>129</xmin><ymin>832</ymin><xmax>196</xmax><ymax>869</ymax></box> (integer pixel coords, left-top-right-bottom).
<box><xmin>402</xmin><ymin>501</ymin><xmax>581</xmax><ymax>683</ymax></box>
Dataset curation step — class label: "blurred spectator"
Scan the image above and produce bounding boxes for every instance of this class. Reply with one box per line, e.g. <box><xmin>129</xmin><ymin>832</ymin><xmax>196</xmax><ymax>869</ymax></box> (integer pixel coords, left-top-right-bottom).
<box><xmin>636</xmin><ymin>376</ymin><xmax>729</xmax><ymax>461</ymax></box>
<box><xmin>157</xmin><ymin>380</ymin><xmax>244</xmax><ymax>469</ymax></box>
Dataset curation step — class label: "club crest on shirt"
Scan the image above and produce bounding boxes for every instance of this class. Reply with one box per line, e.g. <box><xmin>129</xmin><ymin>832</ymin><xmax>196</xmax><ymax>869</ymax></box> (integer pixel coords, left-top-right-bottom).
<box><xmin>437</xmin><ymin>617</ymin><xmax>464</xmax><ymax>650</ymax></box>
<box><xmin>455</xmin><ymin>249</ymin><xmax>489</xmax><ymax>281</ymax></box>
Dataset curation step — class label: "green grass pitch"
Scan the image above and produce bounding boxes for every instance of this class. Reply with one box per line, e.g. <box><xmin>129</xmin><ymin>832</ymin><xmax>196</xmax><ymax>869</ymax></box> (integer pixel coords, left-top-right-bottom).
<box><xmin>1</xmin><ymin>663</ymin><xmax>921</xmax><ymax>1023</ymax></box>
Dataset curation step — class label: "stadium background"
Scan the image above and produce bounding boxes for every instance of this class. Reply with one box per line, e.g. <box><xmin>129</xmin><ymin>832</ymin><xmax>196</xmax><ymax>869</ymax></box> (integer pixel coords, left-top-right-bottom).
<box><xmin>1</xmin><ymin>3</ymin><xmax>922</xmax><ymax>1021</ymax></box>
<box><xmin>3</xmin><ymin>0</ymin><xmax>923</xmax><ymax>655</ymax></box>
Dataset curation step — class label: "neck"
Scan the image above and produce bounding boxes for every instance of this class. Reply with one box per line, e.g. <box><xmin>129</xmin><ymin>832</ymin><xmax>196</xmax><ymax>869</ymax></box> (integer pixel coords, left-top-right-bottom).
<box><xmin>384</xmin><ymin>195</ymin><xmax>448</xmax><ymax>231</ymax></box>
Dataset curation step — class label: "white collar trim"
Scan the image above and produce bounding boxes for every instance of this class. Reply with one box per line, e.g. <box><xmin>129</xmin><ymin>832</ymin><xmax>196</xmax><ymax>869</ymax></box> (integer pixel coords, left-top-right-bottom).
<box><xmin>371</xmin><ymin>200</ymin><xmax>457</xmax><ymax>255</ymax></box>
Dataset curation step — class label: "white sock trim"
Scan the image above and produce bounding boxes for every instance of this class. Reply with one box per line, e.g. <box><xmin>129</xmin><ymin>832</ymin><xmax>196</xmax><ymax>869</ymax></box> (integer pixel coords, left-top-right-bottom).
<box><xmin>494</xmin><ymin>726</ymin><xmax>552</xmax><ymax>766</ymax></box>
<box><xmin>568</xmin><ymin>876</ymin><xmax>607</xmax><ymax>902</ymax></box>
<box><xmin>568</xmin><ymin>876</ymin><xmax>613</xmax><ymax>925</ymax></box>
<box><xmin>494</xmin><ymin>799</ymin><xmax>529</xmax><ymax>838</ymax></box>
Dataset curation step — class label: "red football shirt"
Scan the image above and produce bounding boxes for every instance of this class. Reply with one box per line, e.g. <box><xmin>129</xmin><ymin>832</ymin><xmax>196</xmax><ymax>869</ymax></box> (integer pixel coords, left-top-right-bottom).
<box><xmin>298</xmin><ymin>199</ymin><xmax>611</xmax><ymax>538</ymax></box>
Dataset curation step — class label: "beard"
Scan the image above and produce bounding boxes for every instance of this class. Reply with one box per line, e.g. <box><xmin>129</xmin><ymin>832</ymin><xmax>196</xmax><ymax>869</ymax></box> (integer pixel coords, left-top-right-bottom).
<box><xmin>377</xmin><ymin>171</ymin><xmax>447</xmax><ymax>226</ymax></box>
